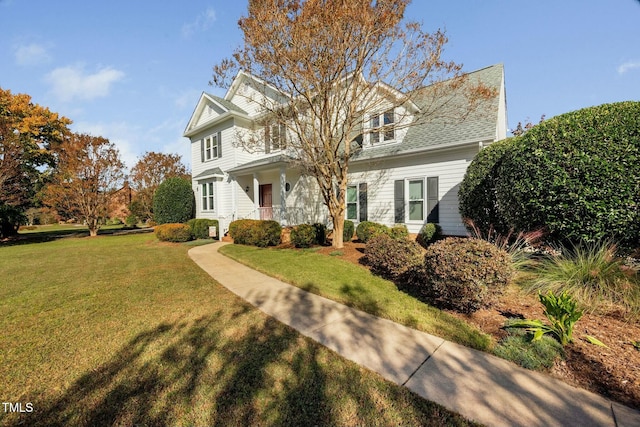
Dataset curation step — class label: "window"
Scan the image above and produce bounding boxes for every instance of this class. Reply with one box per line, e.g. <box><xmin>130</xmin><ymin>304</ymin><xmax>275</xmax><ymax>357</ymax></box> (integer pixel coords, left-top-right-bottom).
<box><xmin>345</xmin><ymin>183</ymin><xmax>368</xmax><ymax>221</ymax></box>
<box><xmin>201</xmin><ymin>181</ymin><xmax>214</xmax><ymax>211</ymax></box>
<box><xmin>370</xmin><ymin>109</ymin><xmax>395</xmax><ymax>144</ymax></box>
<box><xmin>201</xmin><ymin>132</ymin><xmax>222</xmax><ymax>162</ymax></box>
<box><xmin>394</xmin><ymin>177</ymin><xmax>439</xmax><ymax>223</ymax></box>
<box><xmin>408</xmin><ymin>179</ymin><xmax>424</xmax><ymax>221</ymax></box>
<box><xmin>265</xmin><ymin>123</ymin><xmax>286</xmax><ymax>153</ymax></box>
<box><xmin>346</xmin><ymin>185</ymin><xmax>358</xmax><ymax>220</ymax></box>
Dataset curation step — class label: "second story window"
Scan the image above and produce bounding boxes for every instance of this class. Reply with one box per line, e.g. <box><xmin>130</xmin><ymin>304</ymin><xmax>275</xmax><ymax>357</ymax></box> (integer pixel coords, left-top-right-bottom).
<box><xmin>370</xmin><ymin>109</ymin><xmax>395</xmax><ymax>144</ymax></box>
<box><xmin>265</xmin><ymin>123</ymin><xmax>286</xmax><ymax>153</ymax></box>
<box><xmin>201</xmin><ymin>132</ymin><xmax>222</xmax><ymax>162</ymax></box>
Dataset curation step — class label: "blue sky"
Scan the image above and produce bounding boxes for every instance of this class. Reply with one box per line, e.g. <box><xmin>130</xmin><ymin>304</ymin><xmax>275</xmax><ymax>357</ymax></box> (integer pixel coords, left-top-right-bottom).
<box><xmin>1</xmin><ymin>1</ymin><xmax>639</xmax><ymax>170</ymax></box>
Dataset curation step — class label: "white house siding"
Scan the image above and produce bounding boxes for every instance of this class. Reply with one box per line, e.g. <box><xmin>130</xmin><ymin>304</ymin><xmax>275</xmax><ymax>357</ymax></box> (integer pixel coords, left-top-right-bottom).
<box><xmin>193</xmin><ymin>101</ymin><xmax>226</xmax><ymax>129</ymax></box>
<box><xmin>347</xmin><ymin>145</ymin><xmax>479</xmax><ymax>236</ymax></box>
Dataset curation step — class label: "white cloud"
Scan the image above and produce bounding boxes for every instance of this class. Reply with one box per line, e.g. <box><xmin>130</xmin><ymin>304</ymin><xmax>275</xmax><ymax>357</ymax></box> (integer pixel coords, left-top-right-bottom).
<box><xmin>45</xmin><ymin>64</ymin><xmax>125</xmax><ymax>102</ymax></box>
<box><xmin>617</xmin><ymin>61</ymin><xmax>640</xmax><ymax>75</ymax></box>
<box><xmin>14</xmin><ymin>43</ymin><xmax>52</xmax><ymax>66</ymax></box>
<box><xmin>182</xmin><ymin>7</ymin><xmax>216</xmax><ymax>38</ymax></box>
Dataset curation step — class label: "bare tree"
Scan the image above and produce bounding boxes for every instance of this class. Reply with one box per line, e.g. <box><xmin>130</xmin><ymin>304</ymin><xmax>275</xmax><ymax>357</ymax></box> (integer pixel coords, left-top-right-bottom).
<box><xmin>43</xmin><ymin>133</ymin><xmax>125</xmax><ymax>236</ymax></box>
<box><xmin>212</xmin><ymin>0</ymin><xmax>495</xmax><ymax>248</ymax></box>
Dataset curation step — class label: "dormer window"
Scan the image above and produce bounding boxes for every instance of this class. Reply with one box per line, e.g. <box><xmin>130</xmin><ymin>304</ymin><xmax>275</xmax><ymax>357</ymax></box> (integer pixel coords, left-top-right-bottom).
<box><xmin>265</xmin><ymin>123</ymin><xmax>287</xmax><ymax>153</ymax></box>
<box><xmin>370</xmin><ymin>109</ymin><xmax>395</xmax><ymax>144</ymax></box>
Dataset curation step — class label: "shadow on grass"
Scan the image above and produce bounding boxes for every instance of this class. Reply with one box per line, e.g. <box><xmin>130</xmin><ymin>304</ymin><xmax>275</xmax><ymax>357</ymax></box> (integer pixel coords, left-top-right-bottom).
<box><xmin>1</xmin><ymin>226</ymin><xmax>150</xmax><ymax>247</ymax></box>
<box><xmin>4</xmin><ymin>304</ymin><xmax>471</xmax><ymax>427</ymax></box>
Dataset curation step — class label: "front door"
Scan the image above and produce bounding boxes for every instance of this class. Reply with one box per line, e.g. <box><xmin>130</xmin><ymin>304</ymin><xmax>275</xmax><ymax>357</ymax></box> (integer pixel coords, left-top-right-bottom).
<box><xmin>259</xmin><ymin>184</ymin><xmax>273</xmax><ymax>220</ymax></box>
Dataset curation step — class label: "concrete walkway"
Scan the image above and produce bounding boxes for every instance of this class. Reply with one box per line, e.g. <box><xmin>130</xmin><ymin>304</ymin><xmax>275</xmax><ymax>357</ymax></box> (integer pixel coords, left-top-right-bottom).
<box><xmin>188</xmin><ymin>242</ymin><xmax>640</xmax><ymax>427</ymax></box>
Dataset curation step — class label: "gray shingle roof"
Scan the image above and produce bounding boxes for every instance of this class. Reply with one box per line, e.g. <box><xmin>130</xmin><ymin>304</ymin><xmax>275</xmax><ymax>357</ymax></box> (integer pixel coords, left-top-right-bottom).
<box><xmin>352</xmin><ymin>64</ymin><xmax>503</xmax><ymax>161</ymax></box>
<box><xmin>193</xmin><ymin>167</ymin><xmax>225</xmax><ymax>179</ymax></box>
<box><xmin>205</xmin><ymin>93</ymin><xmax>248</xmax><ymax>115</ymax></box>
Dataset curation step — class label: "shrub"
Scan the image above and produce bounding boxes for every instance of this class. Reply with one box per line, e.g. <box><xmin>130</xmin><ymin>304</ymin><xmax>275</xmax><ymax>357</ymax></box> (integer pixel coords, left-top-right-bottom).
<box><xmin>494</xmin><ymin>102</ymin><xmax>640</xmax><ymax>249</ymax></box>
<box><xmin>418</xmin><ymin>237</ymin><xmax>513</xmax><ymax>313</ymax></box>
<box><xmin>291</xmin><ymin>223</ymin><xmax>317</xmax><ymax>248</ymax></box>
<box><xmin>154</xmin><ymin>223</ymin><xmax>192</xmax><ymax>242</ymax></box>
<box><xmin>389</xmin><ymin>224</ymin><xmax>409</xmax><ymax>240</ymax></box>
<box><xmin>125</xmin><ymin>214</ymin><xmax>138</xmax><ymax>227</ymax></box>
<box><xmin>521</xmin><ymin>240</ymin><xmax>640</xmax><ymax>318</ymax></box>
<box><xmin>312</xmin><ymin>223</ymin><xmax>327</xmax><ymax>246</ymax></box>
<box><xmin>228</xmin><ymin>219</ymin><xmax>281</xmax><ymax>247</ymax></box>
<box><xmin>416</xmin><ymin>223</ymin><xmax>442</xmax><ymax>249</ymax></box>
<box><xmin>343</xmin><ymin>219</ymin><xmax>355</xmax><ymax>242</ymax></box>
<box><xmin>153</xmin><ymin>177</ymin><xmax>195</xmax><ymax>224</ymax></box>
<box><xmin>187</xmin><ymin>218</ymin><xmax>219</xmax><ymax>240</ymax></box>
<box><xmin>458</xmin><ymin>138</ymin><xmax>515</xmax><ymax>237</ymax></box>
<box><xmin>356</xmin><ymin>221</ymin><xmax>391</xmax><ymax>243</ymax></box>
<box><xmin>365</xmin><ymin>233</ymin><xmax>423</xmax><ymax>280</ymax></box>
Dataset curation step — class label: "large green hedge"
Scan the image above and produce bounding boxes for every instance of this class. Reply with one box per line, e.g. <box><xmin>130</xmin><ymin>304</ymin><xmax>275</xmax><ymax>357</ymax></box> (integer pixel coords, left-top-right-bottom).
<box><xmin>153</xmin><ymin>177</ymin><xmax>195</xmax><ymax>224</ymax></box>
<box><xmin>495</xmin><ymin>102</ymin><xmax>640</xmax><ymax>248</ymax></box>
<box><xmin>458</xmin><ymin>138</ymin><xmax>515</xmax><ymax>236</ymax></box>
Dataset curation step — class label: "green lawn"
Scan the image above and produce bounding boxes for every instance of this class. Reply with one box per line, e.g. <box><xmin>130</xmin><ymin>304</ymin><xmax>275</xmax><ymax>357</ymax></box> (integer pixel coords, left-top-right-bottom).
<box><xmin>220</xmin><ymin>244</ymin><xmax>493</xmax><ymax>351</ymax></box>
<box><xmin>0</xmin><ymin>233</ymin><xmax>477</xmax><ymax>427</ymax></box>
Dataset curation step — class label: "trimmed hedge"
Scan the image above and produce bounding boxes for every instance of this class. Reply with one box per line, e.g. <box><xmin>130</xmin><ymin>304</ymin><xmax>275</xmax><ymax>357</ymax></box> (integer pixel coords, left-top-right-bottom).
<box><xmin>229</xmin><ymin>219</ymin><xmax>281</xmax><ymax>247</ymax></box>
<box><xmin>418</xmin><ymin>237</ymin><xmax>513</xmax><ymax>313</ymax></box>
<box><xmin>458</xmin><ymin>138</ymin><xmax>515</xmax><ymax>237</ymax></box>
<box><xmin>153</xmin><ymin>177</ymin><xmax>195</xmax><ymax>224</ymax></box>
<box><xmin>491</xmin><ymin>102</ymin><xmax>639</xmax><ymax>249</ymax></box>
<box><xmin>313</xmin><ymin>223</ymin><xmax>327</xmax><ymax>246</ymax></box>
<box><xmin>187</xmin><ymin>218</ymin><xmax>219</xmax><ymax>240</ymax></box>
<box><xmin>356</xmin><ymin>221</ymin><xmax>391</xmax><ymax>243</ymax></box>
<box><xmin>291</xmin><ymin>223</ymin><xmax>317</xmax><ymax>248</ymax></box>
<box><xmin>389</xmin><ymin>224</ymin><xmax>409</xmax><ymax>240</ymax></box>
<box><xmin>365</xmin><ymin>233</ymin><xmax>423</xmax><ymax>280</ymax></box>
<box><xmin>343</xmin><ymin>220</ymin><xmax>355</xmax><ymax>242</ymax></box>
<box><xmin>416</xmin><ymin>223</ymin><xmax>442</xmax><ymax>249</ymax></box>
<box><xmin>155</xmin><ymin>223</ymin><xmax>192</xmax><ymax>242</ymax></box>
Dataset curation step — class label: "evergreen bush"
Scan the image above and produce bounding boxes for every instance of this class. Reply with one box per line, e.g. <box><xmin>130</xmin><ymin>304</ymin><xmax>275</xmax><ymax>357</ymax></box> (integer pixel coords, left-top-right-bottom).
<box><xmin>187</xmin><ymin>218</ymin><xmax>219</xmax><ymax>240</ymax></box>
<box><xmin>356</xmin><ymin>221</ymin><xmax>390</xmax><ymax>243</ymax></box>
<box><xmin>494</xmin><ymin>102</ymin><xmax>640</xmax><ymax>249</ymax></box>
<box><xmin>343</xmin><ymin>219</ymin><xmax>355</xmax><ymax>243</ymax></box>
<box><xmin>416</xmin><ymin>223</ymin><xmax>442</xmax><ymax>249</ymax></box>
<box><xmin>228</xmin><ymin>219</ymin><xmax>281</xmax><ymax>247</ymax></box>
<box><xmin>291</xmin><ymin>223</ymin><xmax>317</xmax><ymax>248</ymax></box>
<box><xmin>153</xmin><ymin>177</ymin><xmax>195</xmax><ymax>225</ymax></box>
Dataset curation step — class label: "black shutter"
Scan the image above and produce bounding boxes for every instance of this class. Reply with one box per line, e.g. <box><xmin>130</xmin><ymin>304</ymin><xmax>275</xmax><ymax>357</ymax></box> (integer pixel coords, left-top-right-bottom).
<box><xmin>217</xmin><ymin>131</ymin><xmax>222</xmax><ymax>158</ymax></box>
<box><xmin>359</xmin><ymin>182</ymin><xmax>368</xmax><ymax>222</ymax></box>
<box><xmin>394</xmin><ymin>180</ymin><xmax>405</xmax><ymax>223</ymax></box>
<box><xmin>200</xmin><ymin>139</ymin><xmax>205</xmax><ymax>162</ymax></box>
<box><xmin>427</xmin><ymin>177</ymin><xmax>439</xmax><ymax>223</ymax></box>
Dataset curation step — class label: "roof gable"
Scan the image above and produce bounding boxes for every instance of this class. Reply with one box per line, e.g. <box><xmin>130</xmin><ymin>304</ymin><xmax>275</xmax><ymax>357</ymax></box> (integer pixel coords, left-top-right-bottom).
<box><xmin>183</xmin><ymin>92</ymin><xmax>247</xmax><ymax>136</ymax></box>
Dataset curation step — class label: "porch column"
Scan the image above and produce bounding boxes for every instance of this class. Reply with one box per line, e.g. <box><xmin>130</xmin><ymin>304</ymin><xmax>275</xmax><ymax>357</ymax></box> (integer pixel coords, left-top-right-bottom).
<box><xmin>253</xmin><ymin>173</ymin><xmax>259</xmax><ymax>219</ymax></box>
<box><xmin>279</xmin><ymin>166</ymin><xmax>287</xmax><ymax>226</ymax></box>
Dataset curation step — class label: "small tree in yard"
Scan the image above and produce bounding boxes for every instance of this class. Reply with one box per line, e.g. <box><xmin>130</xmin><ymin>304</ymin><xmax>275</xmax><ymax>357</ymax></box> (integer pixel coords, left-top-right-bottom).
<box><xmin>43</xmin><ymin>133</ymin><xmax>125</xmax><ymax>236</ymax></box>
<box><xmin>211</xmin><ymin>0</ymin><xmax>495</xmax><ymax>248</ymax></box>
<box><xmin>153</xmin><ymin>177</ymin><xmax>194</xmax><ymax>224</ymax></box>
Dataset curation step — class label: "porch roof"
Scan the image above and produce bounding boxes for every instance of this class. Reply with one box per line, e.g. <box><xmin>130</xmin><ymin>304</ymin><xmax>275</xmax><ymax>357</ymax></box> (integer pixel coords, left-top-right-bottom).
<box><xmin>193</xmin><ymin>167</ymin><xmax>225</xmax><ymax>180</ymax></box>
<box><xmin>227</xmin><ymin>154</ymin><xmax>293</xmax><ymax>175</ymax></box>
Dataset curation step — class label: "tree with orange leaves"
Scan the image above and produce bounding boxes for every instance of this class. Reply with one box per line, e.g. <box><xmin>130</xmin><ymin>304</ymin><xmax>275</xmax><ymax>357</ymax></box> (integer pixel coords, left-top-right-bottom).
<box><xmin>129</xmin><ymin>151</ymin><xmax>190</xmax><ymax>222</ymax></box>
<box><xmin>0</xmin><ymin>88</ymin><xmax>71</xmax><ymax>237</ymax></box>
<box><xmin>212</xmin><ymin>0</ymin><xmax>495</xmax><ymax>248</ymax></box>
<box><xmin>43</xmin><ymin>133</ymin><xmax>125</xmax><ymax>236</ymax></box>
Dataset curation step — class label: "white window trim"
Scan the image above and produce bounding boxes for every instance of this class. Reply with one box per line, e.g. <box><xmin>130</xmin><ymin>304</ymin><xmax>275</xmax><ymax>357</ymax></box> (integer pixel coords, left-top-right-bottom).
<box><xmin>201</xmin><ymin>181</ymin><xmax>216</xmax><ymax>212</ymax></box>
<box><xmin>203</xmin><ymin>132</ymin><xmax>221</xmax><ymax>162</ymax></box>
<box><xmin>406</xmin><ymin>177</ymin><xmax>425</xmax><ymax>223</ymax></box>
<box><xmin>345</xmin><ymin>184</ymin><xmax>359</xmax><ymax>221</ymax></box>
<box><xmin>369</xmin><ymin>109</ymin><xmax>396</xmax><ymax>145</ymax></box>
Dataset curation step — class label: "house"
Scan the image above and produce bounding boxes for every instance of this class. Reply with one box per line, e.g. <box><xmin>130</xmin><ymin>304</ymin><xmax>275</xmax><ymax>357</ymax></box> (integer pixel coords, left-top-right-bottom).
<box><xmin>183</xmin><ymin>64</ymin><xmax>507</xmax><ymax>236</ymax></box>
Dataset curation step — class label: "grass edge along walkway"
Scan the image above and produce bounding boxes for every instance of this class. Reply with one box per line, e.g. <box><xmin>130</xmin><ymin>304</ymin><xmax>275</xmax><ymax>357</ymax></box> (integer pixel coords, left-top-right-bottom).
<box><xmin>219</xmin><ymin>243</ymin><xmax>492</xmax><ymax>351</ymax></box>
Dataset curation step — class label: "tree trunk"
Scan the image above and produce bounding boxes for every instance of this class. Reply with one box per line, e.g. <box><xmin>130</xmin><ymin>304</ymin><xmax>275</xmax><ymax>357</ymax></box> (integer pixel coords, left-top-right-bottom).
<box><xmin>88</xmin><ymin>219</ymin><xmax>99</xmax><ymax>237</ymax></box>
<box><xmin>332</xmin><ymin>213</ymin><xmax>344</xmax><ymax>249</ymax></box>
